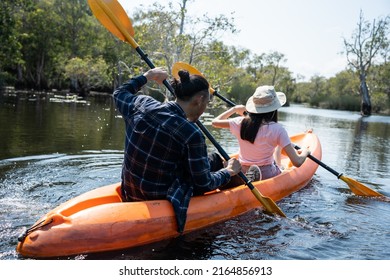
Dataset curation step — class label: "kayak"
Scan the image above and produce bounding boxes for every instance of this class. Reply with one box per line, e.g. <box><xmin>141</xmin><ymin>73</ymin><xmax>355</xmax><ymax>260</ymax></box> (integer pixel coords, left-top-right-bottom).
<box><xmin>16</xmin><ymin>131</ymin><xmax>321</xmax><ymax>258</ymax></box>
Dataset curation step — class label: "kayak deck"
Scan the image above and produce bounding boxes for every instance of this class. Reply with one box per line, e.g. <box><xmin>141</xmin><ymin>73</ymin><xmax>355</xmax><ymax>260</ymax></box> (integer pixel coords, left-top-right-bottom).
<box><xmin>16</xmin><ymin>131</ymin><xmax>321</xmax><ymax>258</ymax></box>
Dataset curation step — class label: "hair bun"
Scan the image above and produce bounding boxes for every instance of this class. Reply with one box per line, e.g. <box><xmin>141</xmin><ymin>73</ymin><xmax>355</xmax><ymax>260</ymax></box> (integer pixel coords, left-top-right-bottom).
<box><xmin>170</xmin><ymin>69</ymin><xmax>209</xmax><ymax>101</ymax></box>
<box><xmin>178</xmin><ymin>70</ymin><xmax>190</xmax><ymax>83</ymax></box>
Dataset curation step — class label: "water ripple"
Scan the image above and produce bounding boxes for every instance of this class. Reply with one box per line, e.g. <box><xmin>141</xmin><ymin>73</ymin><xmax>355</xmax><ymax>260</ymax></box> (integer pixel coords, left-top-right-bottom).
<box><xmin>0</xmin><ymin>151</ymin><xmax>123</xmax><ymax>260</ymax></box>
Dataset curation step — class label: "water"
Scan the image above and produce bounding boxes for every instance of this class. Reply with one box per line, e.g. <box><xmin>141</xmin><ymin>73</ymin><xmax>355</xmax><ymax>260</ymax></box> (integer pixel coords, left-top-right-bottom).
<box><xmin>0</xmin><ymin>93</ymin><xmax>389</xmax><ymax>260</ymax></box>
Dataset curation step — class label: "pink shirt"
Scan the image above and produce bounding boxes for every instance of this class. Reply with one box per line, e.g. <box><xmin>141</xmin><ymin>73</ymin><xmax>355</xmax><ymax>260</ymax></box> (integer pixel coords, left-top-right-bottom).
<box><xmin>229</xmin><ymin>117</ymin><xmax>291</xmax><ymax>166</ymax></box>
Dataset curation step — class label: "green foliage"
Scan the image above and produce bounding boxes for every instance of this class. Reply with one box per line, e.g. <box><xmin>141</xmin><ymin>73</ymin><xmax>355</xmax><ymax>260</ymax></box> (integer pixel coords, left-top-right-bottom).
<box><xmin>0</xmin><ymin>0</ymin><xmax>388</xmax><ymax>116</ymax></box>
<box><xmin>368</xmin><ymin>62</ymin><xmax>390</xmax><ymax>114</ymax></box>
<box><xmin>0</xmin><ymin>0</ymin><xmax>31</xmax><ymax>86</ymax></box>
<box><xmin>227</xmin><ymin>70</ymin><xmax>256</xmax><ymax>105</ymax></box>
<box><xmin>64</xmin><ymin>56</ymin><xmax>110</xmax><ymax>94</ymax></box>
<box><xmin>370</xmin><ymin>92</ymin><xmax>389</xmax><ymax>114</ymax></box>
<box><xmin>20</xmin><ymin>0</ymin><xmax>62</xmax><ymax>89</ymax></box>
<box><xmin>317</xmin><ymin>95</ymin><xmax>361</xmax><ymax>111</ymax></box>
<box><xmin>133</xmin><ymin>3</ymin><xmax>182</xmax><ymax>67</ymax></box>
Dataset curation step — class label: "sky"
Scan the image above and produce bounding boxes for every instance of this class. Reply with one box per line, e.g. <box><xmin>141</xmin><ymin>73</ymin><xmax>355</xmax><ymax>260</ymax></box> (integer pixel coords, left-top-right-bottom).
<box><xmin>118</xmin><ymin>0</ymin><xmax>390</xmax><ymax>80</ymax></box>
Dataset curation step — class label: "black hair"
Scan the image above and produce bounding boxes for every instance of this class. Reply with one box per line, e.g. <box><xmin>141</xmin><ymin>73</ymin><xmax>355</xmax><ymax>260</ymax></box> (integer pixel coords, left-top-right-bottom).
<box><xmin>171</xmin><ymin>70</ymin><xmax>209</xmax><ymax>101</ymax></box>
<box><xmin>240</xmin><ymin>110</ymin><xmax>278</xmax><ymax>143</ymax></box>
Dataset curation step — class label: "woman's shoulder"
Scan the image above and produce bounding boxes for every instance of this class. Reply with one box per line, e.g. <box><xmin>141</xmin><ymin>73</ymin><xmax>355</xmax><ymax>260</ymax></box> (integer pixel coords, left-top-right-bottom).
<box><xmin>229</xmin><ymin>116</ymin><xmax>245</xmax><ymax>124</ymax></box>
<box><xmin>264</xmin><ymin>122</ymin><xmax>287</xmax><ymax>134</ymax></box>
<box><xmin>268</xmin><ymin>121</ymin><xmax>284</xmax><ymax>128</ymax></box>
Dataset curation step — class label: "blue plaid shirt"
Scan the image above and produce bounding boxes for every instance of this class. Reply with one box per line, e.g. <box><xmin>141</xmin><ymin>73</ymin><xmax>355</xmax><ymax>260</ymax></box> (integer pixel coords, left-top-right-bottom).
<box><xmin>113</xmin><ymin>75</ymin><xmax>231</xmax><ymax>232</ymax></box>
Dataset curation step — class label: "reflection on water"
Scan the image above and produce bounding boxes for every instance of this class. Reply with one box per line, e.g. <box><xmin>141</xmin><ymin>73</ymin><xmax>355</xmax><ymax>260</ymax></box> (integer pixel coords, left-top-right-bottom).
<box><xmin>0</xmin><ymin>96</ymin><xmax>389</xmax><ymax>260</ymax></box>
<box><xmin>0</xmin><ymin>95</ymin><xmax>123</xmax><ymax>160</ymax></box>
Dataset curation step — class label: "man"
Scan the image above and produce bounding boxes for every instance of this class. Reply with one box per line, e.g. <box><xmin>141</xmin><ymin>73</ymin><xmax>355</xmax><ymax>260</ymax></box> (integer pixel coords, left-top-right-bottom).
<box><xmin>113</xmin><ymin>67</ymin><xmax>241</xmax><ymax>232</ymax></box>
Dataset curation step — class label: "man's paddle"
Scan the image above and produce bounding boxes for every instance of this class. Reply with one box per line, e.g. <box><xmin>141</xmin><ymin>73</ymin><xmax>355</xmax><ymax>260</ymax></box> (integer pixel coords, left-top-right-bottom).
<box><xmin>87</xmin><ymin>0</ymin><xmax>286</xmax><ymax>217</ymax></box>
<box><xmin>172</xmin><ymin>61</ymin><xmax>385</xmax><ymax>198</ymax></box>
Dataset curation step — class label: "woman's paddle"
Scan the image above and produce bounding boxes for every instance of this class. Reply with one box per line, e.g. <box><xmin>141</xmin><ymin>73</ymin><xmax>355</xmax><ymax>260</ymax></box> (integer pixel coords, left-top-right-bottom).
<box><xmin>173</xmin><ymin>61</ymin><xmax>385</xmax><ymax>198</ymax></box>
<box><xmin>293</xmin><ymin>144</ymin><xmax>384</xmax><ymax>197</ymax></box>
<box><xmin>87</xmin><ymin>0</ymin><xmax>286</xmax><ymax>217</ymax></box>
<box><xmin>172</xmin><ymin>62</ymin><xmax>236</xmax><ymax>107</ymax></box>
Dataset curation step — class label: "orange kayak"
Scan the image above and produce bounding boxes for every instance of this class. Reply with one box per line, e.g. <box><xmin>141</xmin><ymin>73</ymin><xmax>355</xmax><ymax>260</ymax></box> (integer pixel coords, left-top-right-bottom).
<box><xmin>16</xmin><ymin>131</ymin><xmax>321</xmax><ymax>258</ymax></box>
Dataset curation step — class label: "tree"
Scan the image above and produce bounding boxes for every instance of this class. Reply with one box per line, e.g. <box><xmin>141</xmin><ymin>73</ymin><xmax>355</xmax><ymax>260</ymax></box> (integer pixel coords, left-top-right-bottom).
<box><xmin>246</xmin><ymin>53</ymin><xmax>265</xmax><ymax>81</ymax></box>
<box><xmin>20</xmin><ymin>0</ymin><xmax>63</xmax><ymax>90</ymax></box>
<box><xmin>53</xmin><ymin>0</ymin><xmax>94</xmax><ymax>58</ymax></box>
<box><xmin>343</xmin><ymin>10</ymin><xmax>390</xmax><ymax>116</ymax></box>
<box><xmin>0</xmin><ymin>0</ymin><xmax>33</xmax><ymax>86</ymax></box>
<box><xmin>326</xmin><ymin>71</ymin><xmax>361</xmax><ymax>111</ymax></box>
<box><xmin>64</xmin><ymin>56</ymin><xmax>110</xmax><ymax>95</ymax></box>
<box><xmin>368</xmin><ymin>62</ymin><xmax>390</xmax><ymax>114</ymax></box>
<box><xmin>133</xmin><ymin>1</ymin><xmax>237</xmax><ymax>64</ymax></box>
<box><xmin>264</xmin><ymin>51</ymin><xmax>287</xmax><ymax>86</ymax></box>
<box><xmin>131</xmin><ymin>1</ymin><xmax>237</xmax><ymax>99</ymax></box>
<box><xmin>308</xmin><ymin>75</ymin><xmax>327</xmax><ymax>107</ymax></box>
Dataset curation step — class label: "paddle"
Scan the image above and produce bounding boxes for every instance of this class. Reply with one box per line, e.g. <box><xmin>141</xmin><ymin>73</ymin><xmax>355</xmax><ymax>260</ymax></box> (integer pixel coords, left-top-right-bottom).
<box><xmin>293</xmin><ymin>144</ymin><xmax>384</xmax><ymax>197</ymax></box>
<box><xmin>173</xmin><ymin>62</ymin><xmax>385</xmax><ymax>198</ymax></box>
<box><xmin>87</xmin><ymin>0</ymin><xmax>286</xmax><ymax>217</ymax></box>
<box><xmin>87</xmin><ymin>0</ymin><xmax>173</xmax><ymax>93</ymax></box>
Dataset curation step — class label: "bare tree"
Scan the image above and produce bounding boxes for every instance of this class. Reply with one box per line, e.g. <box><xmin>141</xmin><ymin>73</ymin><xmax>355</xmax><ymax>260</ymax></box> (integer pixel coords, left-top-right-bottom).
<box><xmin>264</xmin><ymin>51</ymin><xmax>287</xmax><ymax>86</ymax></box>
<box><xmin>343</xmin><ymin>10</ymin><xmax>390</xmax><ymax>116</ymax></box>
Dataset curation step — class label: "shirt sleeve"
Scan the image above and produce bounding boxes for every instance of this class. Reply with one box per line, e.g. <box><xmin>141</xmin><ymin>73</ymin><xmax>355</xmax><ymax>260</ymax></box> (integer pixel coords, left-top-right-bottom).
<box><xmin>112</xmin><ymin>75</ymin><xmax>147</xmax><ymax>117</ymax></box>
<box><xmin>278</xmin><ymin>125</ymin><xmax>292</xmax><ymax>148</ymax></box>
<box><xmin>187</xmin><ymin>130</ymin><xmax>231</xmax><ymax>192</ymax></box>
<box><xmin>228</xmin><ymin>117</ymin><xmax>243</xmax><ymax>138</ymax></box>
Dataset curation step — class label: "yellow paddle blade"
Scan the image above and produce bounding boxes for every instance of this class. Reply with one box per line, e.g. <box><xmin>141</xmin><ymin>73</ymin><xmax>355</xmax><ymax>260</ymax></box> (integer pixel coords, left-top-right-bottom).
<box><xmin>172</xmin><ymin>62</ymin><xmax>215</xmax><ymax>94</ymax></box>
<box><xmin>340</xmin><ymin>175</ymin><xmax>384</xmax><ymax>197</ymax></box>
<box><xmin>251</xmin><ymin>188</ymin><xmax>286</xmax><ymax>217</ymax></box>
<box><xmin>172</xmin><ymin>61</ymin><xmax>204</xmax><ymax>78</ymax></box>
<box><xmin>88</xmin><ymin>0</ymin><xmax>136</xmax><ymax>45</ymax></box>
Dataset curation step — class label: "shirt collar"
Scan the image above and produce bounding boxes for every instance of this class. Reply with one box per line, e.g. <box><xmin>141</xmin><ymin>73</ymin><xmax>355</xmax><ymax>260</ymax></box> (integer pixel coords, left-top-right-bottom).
<box><xmin>166</xmin><ymin>101</ymin><xmax>187</xmax><ymax>119</ymax></box>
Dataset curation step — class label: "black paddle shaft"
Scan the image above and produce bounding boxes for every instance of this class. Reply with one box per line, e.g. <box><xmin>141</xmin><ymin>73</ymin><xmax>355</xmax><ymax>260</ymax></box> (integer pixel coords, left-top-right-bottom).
<box><xmin>213</xmin><ymin>90</ymin><xmax>236</xmax><ymax>107</ymax></box>
<box><xmin>293</xmin><ymin>144</ymin><xmax>342</xmax><ymax>178</ymax></box>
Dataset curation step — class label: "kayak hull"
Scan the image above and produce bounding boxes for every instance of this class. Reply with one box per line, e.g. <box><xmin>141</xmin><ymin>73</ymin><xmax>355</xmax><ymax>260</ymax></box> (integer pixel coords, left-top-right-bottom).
<box><xmin>16</xmin><ymin>131</ymin><xmax>321</xmax><ymax>258</ymax></box>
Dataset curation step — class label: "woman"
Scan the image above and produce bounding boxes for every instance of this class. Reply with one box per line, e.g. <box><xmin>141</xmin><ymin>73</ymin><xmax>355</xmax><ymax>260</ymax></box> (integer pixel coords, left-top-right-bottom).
<box><xmin>212</xmin><ymin>85</ymin><xmax>310</xmax><ymax>181</ymax></box>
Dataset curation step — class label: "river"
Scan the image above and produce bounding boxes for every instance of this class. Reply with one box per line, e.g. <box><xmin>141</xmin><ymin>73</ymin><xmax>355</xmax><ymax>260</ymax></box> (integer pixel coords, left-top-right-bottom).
<box><xmin>0</xmin><ymin>92</ymin><xmax>389</xmax><ymax>260</ymax></box>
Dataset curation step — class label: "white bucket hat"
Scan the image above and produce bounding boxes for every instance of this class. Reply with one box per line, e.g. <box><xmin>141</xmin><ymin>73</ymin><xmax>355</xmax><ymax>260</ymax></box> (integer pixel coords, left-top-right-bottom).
<box><xmin>245</xmin><ymin>85</ymin><xmax>286</xmax><ymax>114</ymax></box>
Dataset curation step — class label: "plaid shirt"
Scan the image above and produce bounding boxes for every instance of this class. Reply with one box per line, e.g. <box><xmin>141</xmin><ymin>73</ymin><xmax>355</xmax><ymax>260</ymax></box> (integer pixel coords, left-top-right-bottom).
<box><xmin>113</xmin><ymin>75</ymin><xmax>230</xmax><ymax>232</ymax></box>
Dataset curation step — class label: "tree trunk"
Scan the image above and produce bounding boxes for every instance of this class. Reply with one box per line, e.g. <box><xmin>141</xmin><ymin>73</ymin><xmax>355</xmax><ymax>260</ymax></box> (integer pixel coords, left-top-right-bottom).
<box><xmin>359</xmin><ymin>75</ymin><xmax>371</xmax><ymax>116</ymax></box>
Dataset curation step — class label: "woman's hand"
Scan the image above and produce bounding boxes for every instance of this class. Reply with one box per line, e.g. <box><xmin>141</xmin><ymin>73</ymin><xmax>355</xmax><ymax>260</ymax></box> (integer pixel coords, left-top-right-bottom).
<box><xmin>233</xmin><ymin>105</ymin><xmax>247</xmax><ymax>116</ymax></box>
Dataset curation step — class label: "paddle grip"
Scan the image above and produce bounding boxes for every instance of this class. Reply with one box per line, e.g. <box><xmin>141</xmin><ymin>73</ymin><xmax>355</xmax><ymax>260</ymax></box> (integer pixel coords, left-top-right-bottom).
<box><xmin>213</xmin><ymin>90</ymin><xmax>248</xmax><ymax>115</ymax></box>
<box><xmin>134</xmin><ymin>47</ymin><xmax>175</xmax><ymax>96</ymax></box>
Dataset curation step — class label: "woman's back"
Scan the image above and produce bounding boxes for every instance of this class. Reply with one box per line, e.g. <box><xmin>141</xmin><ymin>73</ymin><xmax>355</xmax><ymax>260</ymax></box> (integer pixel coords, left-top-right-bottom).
<box><xmin>212</xmin><ymin>85</ymin><xmax>310</xmax><ymax>180</ymax></box>
<box><xmin>229</xmin><ymin>118</ymin><xmax>290</xmax><ymax>166</ymax></box>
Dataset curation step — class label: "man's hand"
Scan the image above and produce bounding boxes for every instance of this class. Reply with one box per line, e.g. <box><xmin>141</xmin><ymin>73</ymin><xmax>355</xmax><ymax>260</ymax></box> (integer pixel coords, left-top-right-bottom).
<box><xmin>143</xmin><ymin>67</ymin><xmax>168</xmax><ymax>84</ymax></box>
<box><xmin>225</xmin><ymin>158</ymin><xmax>242</xmax><ymax>177</ymax></box>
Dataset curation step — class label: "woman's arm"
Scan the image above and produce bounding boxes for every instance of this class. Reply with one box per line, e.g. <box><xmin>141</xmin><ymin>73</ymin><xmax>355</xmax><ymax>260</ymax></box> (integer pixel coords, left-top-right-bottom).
<box><xmin>212</xmin><ymin>105</ymin><xmax>246</xmax><ymax>128</ymax></box>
